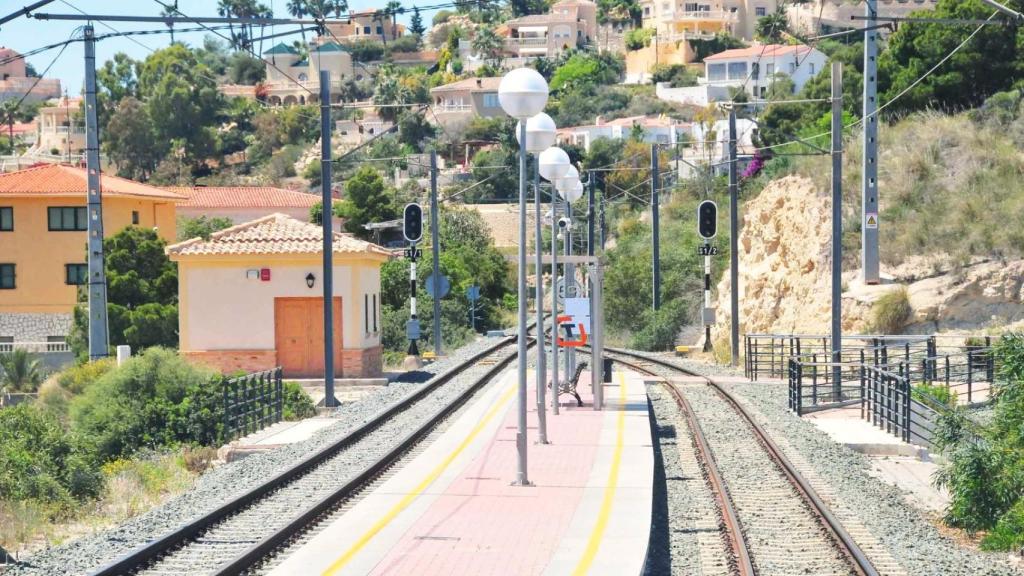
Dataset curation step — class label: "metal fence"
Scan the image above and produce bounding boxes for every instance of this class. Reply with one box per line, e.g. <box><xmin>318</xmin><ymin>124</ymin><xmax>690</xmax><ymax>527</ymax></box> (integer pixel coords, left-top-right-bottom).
<box><xmin>222</xmin><ymin>368</ymin><xmax>284</xmax><ymax>443</ymax></box>
<box><xmin>747</xmin><ymin>333</ymin><xmax>933</xmax><ymax>381</ymax></box>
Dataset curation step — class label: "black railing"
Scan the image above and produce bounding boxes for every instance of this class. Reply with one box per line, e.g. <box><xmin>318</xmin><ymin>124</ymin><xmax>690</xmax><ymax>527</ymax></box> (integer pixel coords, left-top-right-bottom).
<box><xmin>222</xmin><ymin>368</ymin><xmax>284</xmax><ymax>443</ymax></box>
<box><xmin>746</xmin><ymin>333</ymin><xmax>933</xmax><ymax>381</ymax></box>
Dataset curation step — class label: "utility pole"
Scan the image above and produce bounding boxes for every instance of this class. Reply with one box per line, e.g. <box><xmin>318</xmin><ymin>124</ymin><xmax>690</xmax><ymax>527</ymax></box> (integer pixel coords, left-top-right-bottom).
<box><xmin>862</xmin><ymin>0</ymin><xmax>880</xmax><ymax>284</ymax></box>
<box><xmin>320</xmin><ymin>70</ymin><xmax>336</xmax><ymax>407</ymax></box>
<box><xmin>83</xmin><ymin>25</ymin><xmax>109</xmax><ymax>360</ymax></box>
<box><xmin>599</xmin><ymin>187</ymin><xmax>606</xmax><ymax>251</ymax></box>
<box><xmin>831</xmin><ymin>63</ymin><xmax>844</xmax><ymax>395</ymax></box>
<box><xmin>728</xmin><ymin>108</ymin><xmax>739</xmax><ymax>367</ymax></box>
<box><xmin>651</xmin><ymin>143</ymin><xmax>661</xmax><ymax>311</ymax></box>
<box><xmin>430</xmin><ymin>150</ymin><xmax>441</xmax><ymax>357</ymax></box>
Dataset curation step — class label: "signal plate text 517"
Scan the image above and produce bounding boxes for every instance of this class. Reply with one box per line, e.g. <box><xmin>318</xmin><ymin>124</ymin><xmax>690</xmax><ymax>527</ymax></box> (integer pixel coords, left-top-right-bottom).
<box><xmin>698</xmin><ymin>245</ymin><xmax>719</xmax><ymax>256</ymax></box>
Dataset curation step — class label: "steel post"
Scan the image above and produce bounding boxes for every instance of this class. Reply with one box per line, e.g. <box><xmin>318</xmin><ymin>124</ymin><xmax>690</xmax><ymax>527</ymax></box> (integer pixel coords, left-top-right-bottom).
<box><xmin>430</xmin><ymin>151</ymin><xmax>442</xmax><ymax>357</ymax></box>
<box><xmin>831</xmin><ymin>63</ymin><xmax>844</xmax><ymax>394</ymax></box>
<box><xmin>565</xmin><ymin>201</ymin><xmax>574</xmax><ymax>381</ymax></box>
<box><xmin>319</xmin><ymin>71</ymin><xmax>336</xmax><ymax>407</ymax></box>
<box><xmin>862</xmin><ymin>0</ymin><xmax>881</xmax><ymax>284</ymax></box>
<box><xmin>83</xmin><ymin>26</ymin><xmax>109</xmax><ymax>360</ymax></box>
<box><xmin>651</xmin><ymin>143</ymin><xmax>661</xmax><ymax>311</ymax></box>
<box><xmin>590</xmin><ymin>261</ymin><xmax>604</xmax><ymax>410</ymax></box>
<box><xmin>533</xmin><ymin>155</ymin><xmax>548</xmax><ymax>444</ymax></box>
<box><xmin>551</xmin><ymin>201</ymin><xmax>560</xmax><ymax>416</ymax></box>
<box><xmin>728</xmin><ymin>109</ymin><xmax>739</xmax><ymax>366</ymax></box>
<box><xmin>515</xmin><ymin>121</ymin><xmax>529</xmax><ymax>485</ymax></box>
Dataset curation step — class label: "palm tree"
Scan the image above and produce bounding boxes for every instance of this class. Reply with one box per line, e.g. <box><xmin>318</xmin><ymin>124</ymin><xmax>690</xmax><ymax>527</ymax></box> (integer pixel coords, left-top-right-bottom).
<box><xmin>286</xmin><ymin>0</ymin><xmax>306</xmax><ymax>18</ymax></box>
<box><xmin>1</xmin><ymin>100</ymin><xmax>18</xmax><ymax>155</ymax></box>
<box><xmin>472</xmin><ymin>25</ymin><xmax>503</xmax><ymax>68</ymax></box>
<box><xmin>755</xmin><ymin>7</ymin><xmax>790</xmax><ymax>44</ymax></box>
<box><xmin>0</xmin><ymin>349</ymin><xmax>43</xmax><ymax>394</ymax></box>
<box><xmin>386</xmin><ymin>1</ymin><xmax>404</xmax><ymax>40</ymax></box>
<box><xmin>330</xmin><ymin>0</ymin><xmax>348</xmax><ymax>19</ymax></box>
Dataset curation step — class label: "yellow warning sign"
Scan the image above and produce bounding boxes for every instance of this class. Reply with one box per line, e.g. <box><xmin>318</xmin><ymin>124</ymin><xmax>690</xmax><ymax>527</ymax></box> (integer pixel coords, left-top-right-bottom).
<box><xmin>866</xmin><ymin>213</ymin><xmax>878</xmax><ymax>229</ymax></box>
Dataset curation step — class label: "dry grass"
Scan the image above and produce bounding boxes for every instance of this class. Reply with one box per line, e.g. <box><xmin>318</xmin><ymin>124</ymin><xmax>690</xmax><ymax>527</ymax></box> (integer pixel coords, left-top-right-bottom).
<box><xmin>774</xmin><ymin>110</ymin><xmax>1024</xmax><ymax>267</ymax></box>
<box><xmin>869</xmin><ymin>286</ymin><xmax>914</xmax><ymax>334</ymax></box>
<box><xmin>0</xmin><ymin>451</ymin><xmax>198</xmax><ymax>558</ymax></box>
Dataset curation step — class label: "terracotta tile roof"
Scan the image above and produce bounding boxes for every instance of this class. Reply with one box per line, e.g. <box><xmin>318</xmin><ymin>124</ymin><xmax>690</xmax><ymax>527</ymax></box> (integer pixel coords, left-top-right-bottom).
<box><xmin>0</xmin><ymin>164</ymin><xmax>186</xmax><ymax>200</ymax></box>
<box><xmin>430</xmin><ymin>77</ymin><xmax>502</xmax><ymax>93</ymax></box>
<box><xmin>704</xmin><ymin>44</ymin><xmax>813</xmax><ymax>61</ymax></box>
<box><xmin>166</xmin><ymin>213</ymin><xmax>392</xmax><ymax>258</ymax></box>
<box><xmin>166</xmin><ymin>186</ymin><xmax>321</xmax><ymax>209</ymax></box>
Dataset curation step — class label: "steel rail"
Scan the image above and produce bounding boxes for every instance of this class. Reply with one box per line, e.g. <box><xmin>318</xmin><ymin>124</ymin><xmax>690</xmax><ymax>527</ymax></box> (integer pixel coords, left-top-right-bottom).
<box><xmin>89</xmin><ymin>331</ymin><xmax>535</xmax><ymax>576</ymax></box>
<box><xmin>660</xmin><ymin>380</ymin><xmax>755</xmax><ymax>576</ymax></box>
<box><xmin>215</xmin><ymin>337</ymin><xmax>533</xmax><ymax>575</ymax></box>
<box><xmin>603</xmin><ymin>346</ymin><xmax>880</xmax><ymax>576</ymax></box>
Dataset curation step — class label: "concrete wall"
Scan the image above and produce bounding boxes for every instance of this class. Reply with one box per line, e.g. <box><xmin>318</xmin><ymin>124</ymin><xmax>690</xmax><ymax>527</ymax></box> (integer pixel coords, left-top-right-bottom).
<box><xmin>0</xmin><ymin>196</ymin><xmax>177</xmax><ymax>314</ymax></box>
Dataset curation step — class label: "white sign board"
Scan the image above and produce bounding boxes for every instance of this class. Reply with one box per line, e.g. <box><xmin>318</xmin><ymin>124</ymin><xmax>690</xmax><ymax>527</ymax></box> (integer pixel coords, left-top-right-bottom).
<box><xmin>564</xmin><ymin>297</ymin><xmax>591</xmax><ymax>333</ymax></box>
<box><xmin>865</xmin><ymin>212</ymin><xmax>878</xmax><ymax>229</ymax></box>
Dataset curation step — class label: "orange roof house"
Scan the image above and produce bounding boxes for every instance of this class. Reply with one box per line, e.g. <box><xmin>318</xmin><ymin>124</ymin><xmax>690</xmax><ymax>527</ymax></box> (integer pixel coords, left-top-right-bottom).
<box><xmin>0</xmin><ymin>164</ymin><xmax>184</xmax><ymax>342</ymax></box>
<box><xmin>166</xmin><ymin>185</ymin><xmax>323</xmax><ymax>224</ymax></box>
<box><xmin>167</xmin><ymin>213</ymin><xmax>390</xmax><ymax>378</ymax></box>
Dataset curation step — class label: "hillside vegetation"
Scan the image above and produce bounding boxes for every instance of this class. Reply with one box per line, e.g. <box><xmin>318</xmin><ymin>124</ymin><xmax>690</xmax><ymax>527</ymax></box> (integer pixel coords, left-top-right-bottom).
<box><xmin>758</xmin><ymin>93</ymin><xmax>1024</xmax><ymax>268</ymax></box>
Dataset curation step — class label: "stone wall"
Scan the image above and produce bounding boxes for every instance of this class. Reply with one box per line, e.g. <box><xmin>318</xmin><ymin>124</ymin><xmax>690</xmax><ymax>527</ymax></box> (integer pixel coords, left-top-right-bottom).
<box><xmin>0</xmin><ymin>312</ymin><xmax>72</xmax><ymax>342</ymax></box>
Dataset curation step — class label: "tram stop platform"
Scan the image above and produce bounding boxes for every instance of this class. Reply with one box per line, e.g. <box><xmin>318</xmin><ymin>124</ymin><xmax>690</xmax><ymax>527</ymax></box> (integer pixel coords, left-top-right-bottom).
<box><xmin>270</xmin><ymin>366</ymin><xmax>654</xmax><ymax>576</ymax></box>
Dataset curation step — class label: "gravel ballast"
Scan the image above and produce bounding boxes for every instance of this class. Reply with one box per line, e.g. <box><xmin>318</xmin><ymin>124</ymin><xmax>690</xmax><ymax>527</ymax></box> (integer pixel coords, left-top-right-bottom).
<box><xmin>5</xmin><ymin>337</ymin><xmax>511</xmax><ymax>576</ymax></box>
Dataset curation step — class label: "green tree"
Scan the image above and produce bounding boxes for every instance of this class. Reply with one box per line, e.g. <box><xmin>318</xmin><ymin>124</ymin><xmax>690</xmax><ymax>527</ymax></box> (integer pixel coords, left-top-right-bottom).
<box><xmin>177</xmin><ymin>215</ymin><xmax>234</xmax><ymax>241</ymax></box>
<box><xmin>550</xmin><ymin>52</ymin><xmax>625</xmax><ymax>92</ymax></box>
<box><xmin>337</xmin><ymin>166</ymin><xmax>398</xmax><ymax>239</ymax></box>
<box><xmin>755</xmin><ymin>7</ymin><xmax>790</xmax><ymax>43</ymax></box>
<box><xmin>397</xmin><ymin>111</ymin><xmax>435</xmax><ymax>151</ymax></box>
<box><xmin>228</xmin><ymin>51</ymin><xmax>266</xmax><ymax>85</ymax></box>
<box><xmin>410</xmin><ymin>7</ymin><xmax>426</xmax><ymax>39</ymax></box>
<box><xmin>597</xmin><ymin>0</ymin><xmax>640</xmax><ymax>25</ymax></box>
<box><xmin>69</xmin><ymin>227</ymin><xmax>178</xmax><ymax>358</ymax></box>
<box><xmin>137</xmin><ymin>44</ymin><xmax>223</xmax><ymax>168</ymax></box>
<box><xmin>104</xmin><ymin>97</ymin><xmax>161</xmax><ymax>181</ymax></box>
<box><xmin>373</xmin><ymin>65</ymin><xmax>411</xmax><ymax>123</ymax></box>
<box><xmin>878</xmin><ymin>0</ymin><xmax>1023</xmax><ymax>116</ymax></box>
<box><xmin>0</xmin><ymin>350</ymin><xmax>44</xmax><ymax>393</ymax></box>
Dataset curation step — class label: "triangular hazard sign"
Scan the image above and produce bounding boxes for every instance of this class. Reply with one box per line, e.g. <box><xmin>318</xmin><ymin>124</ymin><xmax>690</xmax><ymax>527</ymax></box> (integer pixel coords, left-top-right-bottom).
<box><xmin>867</xmin><ymin>215</ymin><xmax>877</xmax><ymax>226</ymax></box>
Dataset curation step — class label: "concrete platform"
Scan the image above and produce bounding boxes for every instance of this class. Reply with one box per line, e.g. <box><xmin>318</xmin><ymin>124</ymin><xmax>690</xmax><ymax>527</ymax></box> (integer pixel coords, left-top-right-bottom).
<box><xmin>269</xmin><ymin>366</ymin><xmax>653</xmax><ymax>576</ymax></box>
<box><xmin>805</xmin><ymin>405</ymin><xmax>931</xmax><ymax>459</ymax></box>
<box><xmin>219</xmin><ymin>416</ymin><xmax>341</xmax><ymax>461</ymax></box>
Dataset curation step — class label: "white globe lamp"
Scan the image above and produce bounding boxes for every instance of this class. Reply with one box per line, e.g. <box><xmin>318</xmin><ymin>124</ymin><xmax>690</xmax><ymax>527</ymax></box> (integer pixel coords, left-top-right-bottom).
<box><xmin>563</xmin><ymin>179</ymin><xmax>584</xmax><ymax>203</ymax></box>
<box><xmin>538</xmin><ymin>146</ymin><xmax>571</xmax><ymax>182</ymax></box>
<box><xmin>516</xmin><ymin>112</ymin><xmax>557</xmax><ymax>154</ymax></box>
<box><xmin>555</xmin><ymin>165</ymin><xmax>579</xmax><ymax>194</ymax></box>
<box><xmin>498</xmin><ymin>67</ymin><xmax>549</xmax><ymax>120</ymax></box>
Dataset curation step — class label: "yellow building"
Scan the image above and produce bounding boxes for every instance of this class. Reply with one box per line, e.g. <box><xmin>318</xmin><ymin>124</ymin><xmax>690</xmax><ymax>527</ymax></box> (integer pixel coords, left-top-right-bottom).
<box><xmin>166</xmin><ymin>213</ymin><xmax>391</xmax><ymax>378</ymax></box>
<box><xmin>0</xmin><ymin>164</ymin><xmax>182</xmax><ymax>343</ymax></box>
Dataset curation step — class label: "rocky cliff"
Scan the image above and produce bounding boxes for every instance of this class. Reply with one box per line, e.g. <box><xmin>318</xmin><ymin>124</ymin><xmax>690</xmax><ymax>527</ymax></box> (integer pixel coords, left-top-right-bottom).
<box><xmin>711</xmin><ymin>175</ymin><xmax>1024</xmax><ymax>347</ymax></box>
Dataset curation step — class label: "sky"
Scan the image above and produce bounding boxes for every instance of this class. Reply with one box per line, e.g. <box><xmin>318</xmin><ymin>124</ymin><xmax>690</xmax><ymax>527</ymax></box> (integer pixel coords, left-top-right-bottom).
<box><xmin>0</xmin><ymin>0</ymin><xmax>431</xmax><ymax>94</ymax></box>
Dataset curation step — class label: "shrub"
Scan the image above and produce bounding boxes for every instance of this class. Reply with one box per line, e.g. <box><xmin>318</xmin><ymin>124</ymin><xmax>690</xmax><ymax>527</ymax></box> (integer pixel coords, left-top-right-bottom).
<box><xmin>868</xmin><ymin>287</ymin><xmax>913</xmax><ymax>334</ymax></box>
<box><xmin>624</xmin><ymin>28</ymin><xmax>653</xmax><ymax>51</ymax></box>
<box><xmin>70</xmin><ymin>347</ymin><xmax>222</xmax><ymax>461</ymax></box>
<box><xmin>912</xmin><ymin>383</ymin><xmax>954</xmax><ymax>407</ymax></box>
<box><xmin>630</xmin><ymin>301</ymin><xmax>687</xmax><ymax>351</ymax></box>
<box><xmin>282</xmin><ymin>381</ymin><xmax>316</xmax><ymax>420</ymax></box>
<box><xmin>649</xmin><ymin>63</ymin><xmax>698</xmax><ymax>87</ymax></box>
<box><xmin>56</xmin><ymin>359</ymin><xmax>115</xmax><ymax>395</ymax></box>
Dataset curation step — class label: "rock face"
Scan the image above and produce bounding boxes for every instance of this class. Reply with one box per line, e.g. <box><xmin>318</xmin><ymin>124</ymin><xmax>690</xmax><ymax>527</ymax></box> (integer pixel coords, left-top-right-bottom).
<box><xmin>712</xmin><ymin>175</ymin><xmax>1024</xmax><ymax>344</ymax></box>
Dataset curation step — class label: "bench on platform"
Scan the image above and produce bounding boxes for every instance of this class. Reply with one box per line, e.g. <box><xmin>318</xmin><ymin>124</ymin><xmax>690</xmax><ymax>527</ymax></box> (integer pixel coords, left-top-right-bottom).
<box><xmin>555</xmin><ymin>361</ymin><xmax>587</xmax><ymax>407</ymax></box>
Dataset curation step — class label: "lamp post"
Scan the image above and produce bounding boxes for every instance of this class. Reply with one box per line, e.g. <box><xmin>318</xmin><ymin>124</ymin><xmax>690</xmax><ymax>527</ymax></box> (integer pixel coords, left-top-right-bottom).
<box><xmin>499</xmin><ymin>68</ymin><xmax>549</xmax><ymax>486</ymax></box>
<box><xmin>517</xmin><ymin>113</ymin><xmax>557</xmax><ymax>445</ymax></box>
<box><xmin>539</xmin><ymin>146</ymin><xmax>571</xmax><ymax>417</ymax></box>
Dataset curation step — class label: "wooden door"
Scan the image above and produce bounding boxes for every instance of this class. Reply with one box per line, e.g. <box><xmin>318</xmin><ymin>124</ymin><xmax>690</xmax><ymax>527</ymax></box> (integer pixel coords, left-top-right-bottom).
<box><xmin>274</xmin><ymin>297</ymin><xmax>342</xmax><ymax>378</ymax></box>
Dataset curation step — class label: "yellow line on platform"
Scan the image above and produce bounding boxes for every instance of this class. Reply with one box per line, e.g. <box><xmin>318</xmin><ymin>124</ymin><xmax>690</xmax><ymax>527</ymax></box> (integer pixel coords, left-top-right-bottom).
<box><xmin>321</xmin><ymin>378</ymin><xmax>517</xmax><ymax>576</ymax></box>
<box><xmin>571</xmin><ymin>372</ymin><xmax>627</xmax><ymax>576</ymax></box>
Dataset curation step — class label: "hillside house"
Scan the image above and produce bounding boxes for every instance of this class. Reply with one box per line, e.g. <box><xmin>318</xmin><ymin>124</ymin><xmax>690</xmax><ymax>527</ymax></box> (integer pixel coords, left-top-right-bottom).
<box><xmin>0</xmin><ymin>47</ymin><xmax>61</xmax><ymax>103</ymax></box>
<box><xmin>167</xmin><ymin>186</ymin><xmax>324</xmax><ymax>225</ymax></box>
<box><xmin>429</xmin><ymin>77</ymin><xmax>505</xmax><ymax>129</ymax></box>
<box><xmin>556</xmin><ymin>115</ymin><xmax>691</xmax><ymax>151</ymax></box>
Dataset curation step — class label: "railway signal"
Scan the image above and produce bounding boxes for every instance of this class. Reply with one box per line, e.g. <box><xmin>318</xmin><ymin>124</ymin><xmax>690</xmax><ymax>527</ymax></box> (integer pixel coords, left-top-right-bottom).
<box><xmin>697</xmin><ymin>200</ymin><xmax>717</xmax><ymax>240</ymax></box>
<box><xmin>697</xmin><ymin>200</ymin><xmax>718</xmax><ymax>352</ymax></box>
<box><xmin>403</xmin><ymin>203</ymin><xmax>423</xmax><ymax>243</ymax></box>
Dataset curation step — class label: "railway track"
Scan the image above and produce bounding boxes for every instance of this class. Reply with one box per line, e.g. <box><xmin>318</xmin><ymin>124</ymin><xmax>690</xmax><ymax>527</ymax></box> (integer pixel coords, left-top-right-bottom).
<box><xmin>604</xmin><ymin>347</ymin><xmax>880</xmax><ymax>576</ymax></box>
<box><xmin>89</xmin><ymin>333</ymin><xmax>536</xmax><ymax>576</ymax></box>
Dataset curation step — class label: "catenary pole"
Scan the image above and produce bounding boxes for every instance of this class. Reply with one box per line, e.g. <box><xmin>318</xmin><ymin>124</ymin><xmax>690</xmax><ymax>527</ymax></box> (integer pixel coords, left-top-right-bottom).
<box><xmin>862</xmin><ymin>0</ymin><xmax>880</xmax><ymax>284</ymax></box>
<box><xmin>832</xmin><ymin>63</ymin><xmax>844</xmax><ymax>394</ymax></box>
<box><xmin>587</xmin><ymin>173</ymin><xmax>595</xmax><ymax>258</ymax></box>
<box><xmin>84</xmin><ymin>25</ymin><xmax>109</xmax><ymax>360</ymax></box>
<box><xmin>651</xmin><ymin>143</ymin><xmax>661</xmax><ymax>311</ymax></box>
<box><xmin>565</xmin><ymin>200</ymin><xmax>574</xmax><ymax>380</ymax></box>
<box><xmin>533</xmin><ymin>154</ymin><xmax>548</xmax><ymax>444</ymax></box>
<box><xmin>320</xmin><ymin>70</ymin><xmax>336</xmax><ymax>407</ymax></box>
<box><xmin>728</xmin><ymin>108</ymin><xmax>739</xmax><ymax>367</ymax></box>
<box><xmin>515</xmin><ymin>121</ymin><xmax>529</xmax><ymax>485</ymax></box>
<box><xmin>431</xmin><ymin>150</ymin><xmax>441</xmax><ymax>357</ymax></box>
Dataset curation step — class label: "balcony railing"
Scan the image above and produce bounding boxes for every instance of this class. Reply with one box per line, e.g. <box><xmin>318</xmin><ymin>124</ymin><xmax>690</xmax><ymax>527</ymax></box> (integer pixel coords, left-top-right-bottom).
<box><xmin>665</xmin><ymin>10</ymin><xmax>737</xmax><ymax>21</ymax></box>
<box><xmin>506</xmin><ymin>36</ymin><xmax>550</xmax><ymax>47</ymax></box>
<box><xmin>0</xmin><ymin>341</ymin><xmax>71</xmax><ymax>353</ymax></box>
<box><xmin>434</xmin><ymin>103</ymin><xmax>473</xmax><ymax>113</ymax></box>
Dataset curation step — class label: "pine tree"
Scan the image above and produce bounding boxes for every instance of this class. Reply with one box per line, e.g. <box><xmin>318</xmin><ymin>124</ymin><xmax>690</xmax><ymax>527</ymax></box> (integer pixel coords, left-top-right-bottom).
<box><xmin>410</xmin><ymin>7</ymin><xmax>425</xmax><ymax>38</ymax></box>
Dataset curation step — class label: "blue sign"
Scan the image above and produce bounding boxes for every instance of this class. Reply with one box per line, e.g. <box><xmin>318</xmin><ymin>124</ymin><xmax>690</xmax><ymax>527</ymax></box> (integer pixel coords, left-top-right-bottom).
<box><xmin>467</xmin><ymin>285</ymin><xmax>481</xmax><ymax>301</ymax></box>
<box><xmin>425</xmin><ymin>273</ymin><xmax>450</xmax><ymax>299</ymax></box>
<box><xmin>406</xmin><ymin>319</ymin><xmax>421</xmax><ymax>340</ymax></box>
